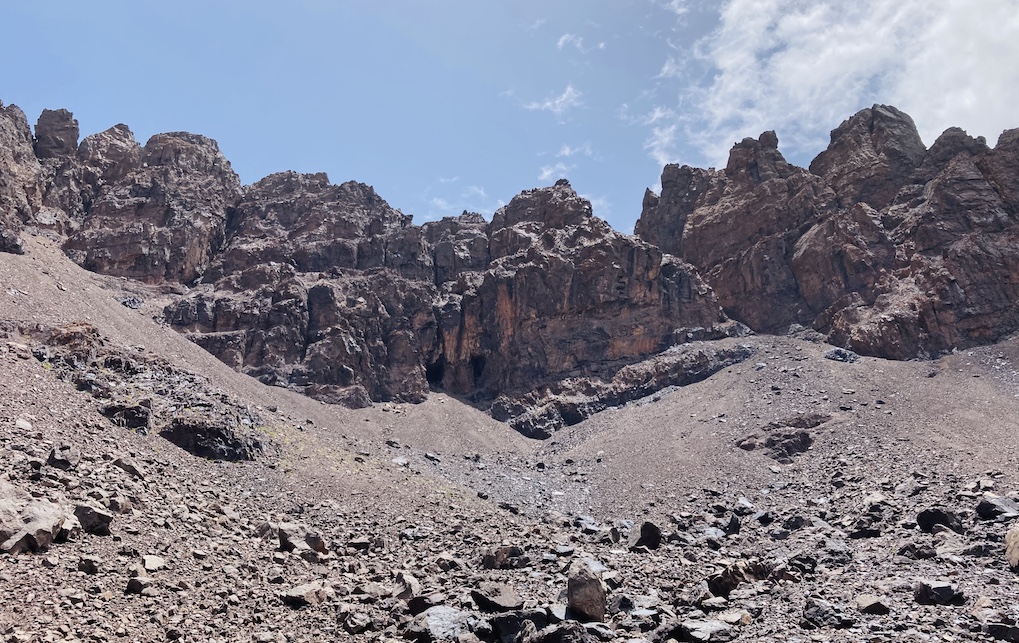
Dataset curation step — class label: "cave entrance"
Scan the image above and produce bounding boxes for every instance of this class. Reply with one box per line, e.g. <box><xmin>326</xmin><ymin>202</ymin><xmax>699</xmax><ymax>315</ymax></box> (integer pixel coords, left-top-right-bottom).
<box><xmin>425</xmin><ymin>356</ymin><xmax>446</xmax><ymax>388</ymax></box>
<box><xmin>470</xmin><ymin>355</ymin><xmax>486</xmax><ymax>387</ymax></box>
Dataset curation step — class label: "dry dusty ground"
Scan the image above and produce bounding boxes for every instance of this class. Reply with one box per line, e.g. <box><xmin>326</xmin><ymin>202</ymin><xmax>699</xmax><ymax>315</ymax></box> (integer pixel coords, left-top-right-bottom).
<box><xmin>2</xmin><ymin>237</ymin><xmax>1018</xmax><ymax>642</ymax></box>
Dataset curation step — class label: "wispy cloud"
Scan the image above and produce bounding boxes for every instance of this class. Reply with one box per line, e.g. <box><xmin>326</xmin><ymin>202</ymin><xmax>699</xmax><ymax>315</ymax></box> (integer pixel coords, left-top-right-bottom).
<box><xmin>438</xmin><ymin>176</ymin><xmax>459</xmax><ymax>184</ymax></box>
<box><xmin>644</xmin><ymin>124</ymin><xmax>678</xmax><ymax>166</ymax></box>
<box><xmin>525</xmin><ymin>84</ymin><xmax>584</xmax><ymax>120</ymax></box>
<box><xmin>556</xmin><ymin>142</ymin><xmax>596</xmax><ymax>158</ymax></box>
<box><xmin>662</xmin><ymin>0</ymin><xmax>690</xmax><ymax>16</ymax></box>
<box><xmin>557</xmin><ymin>33</ymin><xmax>585</xmax><ymax>51</ymax></box>
<box><xmin>657</xmin><ymin>57</ymin><xmax>684</xmax><ymax>79</ymax></box>
<box><xmin>523</xmin><ymin>18</ymin><xmax>546</xmax><ymax>31</ymax></box>
<box><xmin>425</xmin><ymin>184</ymin><xmax>503</xmax><ymax>221</ymax></box>
<box><xmin>646</xmin><ymin>0</ymin><xmax>1019</xmax><ymax>168</ymax></box>
<box><xmin>538</xmin><ymin>162</ymin><xmax>575</xmax><ymax>182</ymax></box>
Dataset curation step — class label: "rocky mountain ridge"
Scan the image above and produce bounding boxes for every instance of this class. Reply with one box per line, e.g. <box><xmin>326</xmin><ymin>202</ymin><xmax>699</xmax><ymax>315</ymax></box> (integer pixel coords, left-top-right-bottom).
<box><xmin>2</xmin><ymin>100</ymin><xmax>1018</xmax><ymax>436</ymax></box>
<box><xmin>637</xmin><ymin>105</ymin><xmax>1019</xmax><ymax>360</ymax></box>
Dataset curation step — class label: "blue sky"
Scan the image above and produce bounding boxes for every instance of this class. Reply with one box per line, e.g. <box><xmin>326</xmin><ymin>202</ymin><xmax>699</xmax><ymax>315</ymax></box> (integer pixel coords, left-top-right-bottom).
<box><xmin>5</xmin><ymin>1</ymin><xmax>1018</xmax><ymax>232</ymax></box>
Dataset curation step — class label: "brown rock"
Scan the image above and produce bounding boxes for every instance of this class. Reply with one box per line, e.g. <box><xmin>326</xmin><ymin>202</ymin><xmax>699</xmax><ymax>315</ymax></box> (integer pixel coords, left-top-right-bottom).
<box><xmin>1006</xmin><ymin>525</ymin><xmax>1019</xmax><ymax>572</ymax></box>
<box><xmin>63</xmin><ymin>131</ymin><xmax>240</xmax><ymax>284</ymax></box>
<box><xmin>567</xmin><ymin>561</ymin><xmax>606</xmax><ymax>622</ymax></box>
<box><xmin>472</xmin><ymin>582</ymin><xmax>524</xmax><ymax>612</ymax></box>
<box><xmin>0</xmin><ymin>101</ymin><xmax>44</xmax><ymax>254</ymax></box>
<box><xmin>34</xmin><ymin>109</ymin><xmax>79</xmax><ymax>159</ymax></box>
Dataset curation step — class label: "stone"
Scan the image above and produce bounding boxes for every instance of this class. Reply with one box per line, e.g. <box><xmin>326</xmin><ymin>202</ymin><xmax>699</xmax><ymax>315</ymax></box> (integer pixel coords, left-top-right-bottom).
<box><xmin>976</xmin><ymin>496</ymin><xmax>1019</xmax><ymax>520</ymax></box>
<box><xmin>916</xmin><ymin>507</ymin><xmax>965</xmax><ymax>534</ymax></box>
<box><xmin>281</xmin><ymin>581</ymin><xmax>335</xmax><ymax>608</ymax></box>
<box><xmin>125</xmin><ymin>577</ymin><xmax>154</xmax><ymax>595</ymax></box>
<box><xmin>73</xmin><ymin>504</ymin><xmax>114</xmax><ymax>536</ymax></box>
<box><xmin>914</xmin><ymin>580</ymin><xmax>965</xmax><ymax>605</ymax></box>
<box><xmin>159</xmin><ymin>414</ymin><xmax>262</xmax><ymax>461</ymax></box>
<box><xmin>472</xmin><ymin>582</ymin><xmax>524</xmax><ymax>612</ymax></box>
<box><xmin>142</xmin><ymin>555</ymin><xmax>165</xmax><ymax>572</ymax></box>
<box><xmin>680</xmin><ymin>619</ymin><xmax>734</xmax><ymax>642</ymax></box>
<box><xmin>392</xmin><ymin>570</ymin><xmax>421</xmax><ymax>600</ymax></box>
<box><xmin>855</xmin><ymin>594</ymin><xmax>891</xmax><ymax>615</ymax></box>
<box><xmin>407</xmin><ymin>606</ymin><xmax>477</xmax><ymax>641</ymax></box>
<box><xmin>34</xmin><ymin>109</ymin><xmax>79</xmax><ymax>159</ymax></box>
<box><xmin>801</xmin><ymin>597</ymin><xmax>856</xmax><ymax>629</ymax></box>
<box><xmin>47</xmin><ymin>443</ymin><xmax>80</xmax><ymax>470</ymax></box>
<box><xmin>112</xmin><ymin>457</ymin><xmax>145</xmax><ymax>480</ymax></box>
<box><xmin>1006</xmin><ymin>525</ymin><xmax>1019</xmax><ymax>571</ymax></box>
<box><xmin>627</xmin><ymin>521</ymin><xmax>662</xmax><ymax>551</ymax></box>
<box><xmin>0</xmin><ymin>481</ymin><xmax>79</xmax><ymax>554</ymax></box>
<box><xmin>568</xmin><ymin>561</ymin><xmax>606</xmax><ymax>623</ymax></box>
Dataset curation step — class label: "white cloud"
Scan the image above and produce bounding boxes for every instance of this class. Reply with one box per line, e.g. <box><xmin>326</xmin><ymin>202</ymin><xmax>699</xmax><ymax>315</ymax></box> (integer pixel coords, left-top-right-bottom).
<box><xmin>426</xmin><ymin>185</ymin><xmax>501</xmax><ymax>220</ymax></box>
<box><xmin>648</xmin><ymin>0</ymin><xmax>1019</xmax><ymax>167</ymax></box>
<box><xmin>557</xmin><ymin>33</ymin><xmax>585</xmax><ymax>51</ymax></box>
<box><xmin>524</xmin><ymin>84</ymin><xmax>584</xmax><ymax>120</ymax></box>
<box><xmin>644</xmin><ymin>124</ymin><xmax>678</xmax><ymax>166</ymax></box>
<box><xmin>538</xmin><ymin>162</ymin><xmax>575</xmax><ymax>182</ymax></box>
<box><xmin>462</xmin><ymin>185</ymin><xmax>487</xmax><ymax>199</ymax></box>
<box><xmin>657</xmin><ymin>56</ymin><xmax>684</xmax><ymax>79</ymax></box>
<box><xmin>438</xmin><ymin>176</ymin><xmax>459</xmax><ymax>184</ymax></box>
<box><xmin>556</xmin><ymin>142</ymin><xmax>595</xmax><ymax>158</ymax></box>
<box><xmin>662</xmin><ymin>0</ymin><xmax>690</xmax><ymax>16</ymax></box>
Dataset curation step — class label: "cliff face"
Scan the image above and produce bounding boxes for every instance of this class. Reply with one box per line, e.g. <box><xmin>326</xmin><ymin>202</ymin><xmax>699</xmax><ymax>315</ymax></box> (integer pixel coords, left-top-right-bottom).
<box><xmin>637</xmin><ymin>104</ymin><xmax>1019</xmax><ymax>359</ymax></box>
<box><xmin>6</xmin><ymin>99</ymin><xmax>1019</xmax><ymax>433</ymax></box>
<box><xmin>162</xmin><ymin>176</ymin><xmax>734</xmax><ymax>431</ymax></box>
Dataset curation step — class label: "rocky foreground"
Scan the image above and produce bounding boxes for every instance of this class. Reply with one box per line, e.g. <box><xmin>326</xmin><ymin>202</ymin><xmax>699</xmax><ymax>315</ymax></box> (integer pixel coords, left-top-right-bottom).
<box><xmin>2</xmin><ymin>241</ymin><xmax>1019</xmax><ymax>642</ymax></box>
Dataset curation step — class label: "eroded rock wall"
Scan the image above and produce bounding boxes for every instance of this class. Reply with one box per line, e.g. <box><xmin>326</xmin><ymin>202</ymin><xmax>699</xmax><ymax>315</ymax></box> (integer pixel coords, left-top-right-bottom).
<box><xmin>637</xmin><ymin>104</ymin><xmax>1019</xmax><ymax>359</ymax></box>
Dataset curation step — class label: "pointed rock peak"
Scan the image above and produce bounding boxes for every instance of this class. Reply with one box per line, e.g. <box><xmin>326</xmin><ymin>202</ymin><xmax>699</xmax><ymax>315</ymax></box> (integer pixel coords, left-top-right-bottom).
<box><xmin>759</xmin><ymin>130</ymin><xmax>779</xmax><ymax>150</ymax></box>
<box><xmin>491</xmin><ymin>180</ymin><xmax>593</xmax><ymax>230</ymax></box>
<box><xmin>724</xmin><ymin>131</ymin><xmax>790</xmax><ymax>182</ymax></box>
<box><xmin>34</xmin><ymin>108</ymin><xmax>79</xmax><ymax>159</ymax></box>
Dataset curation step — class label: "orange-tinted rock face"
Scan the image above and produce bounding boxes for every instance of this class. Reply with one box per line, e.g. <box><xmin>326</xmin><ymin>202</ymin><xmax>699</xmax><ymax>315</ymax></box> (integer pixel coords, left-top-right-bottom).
<box><xmin>637</xmin><ymin>104</ymin><xmax>1019</xmax><ymax>360</ymax></box>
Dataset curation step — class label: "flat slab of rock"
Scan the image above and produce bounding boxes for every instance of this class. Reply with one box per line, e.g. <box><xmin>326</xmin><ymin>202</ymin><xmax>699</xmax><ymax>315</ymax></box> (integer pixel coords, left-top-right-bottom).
<box><xmin>281</xmin><ymin>581</ymin><xmax>334</xmax><ymax>608</ymax></box>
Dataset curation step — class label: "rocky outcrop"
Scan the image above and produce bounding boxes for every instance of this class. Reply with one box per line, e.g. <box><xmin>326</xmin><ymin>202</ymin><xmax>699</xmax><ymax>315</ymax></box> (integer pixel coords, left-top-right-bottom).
<box><xmin>637</xmin><ymin>104</ymin><xmax>1019</xmax><ymax>359</ymax></box>
<box><xmin>166</xmin><ymin>176</ymin><xmax>738</xmax><ymax>427</ymax></box>
<box><xmin>431</xmin><ymin>180</ymin><xmax>730</xmax><ymax>402</ymax></box>
<box><xmin>0</xmin><ymin>102</ymin><xmax>45</xmax><ymax>254</ymax></box>
<box><xmin>62</xmin><ymin>131</ymin><xmax>240</xmax><ymax>283</ymax></box>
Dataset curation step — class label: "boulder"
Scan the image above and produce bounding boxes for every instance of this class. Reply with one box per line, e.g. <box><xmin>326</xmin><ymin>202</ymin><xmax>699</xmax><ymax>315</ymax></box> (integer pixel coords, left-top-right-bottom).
<box><xmin>567</xmin><ymin>561</ymin><xmax>606</xmax><ymax>622</ymax></box>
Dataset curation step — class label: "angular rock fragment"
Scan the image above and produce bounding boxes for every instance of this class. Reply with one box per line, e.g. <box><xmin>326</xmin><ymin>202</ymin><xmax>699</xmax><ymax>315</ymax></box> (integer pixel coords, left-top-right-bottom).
<box><xmin>568</xmin><ymin>561</ymin><xmax>606</xmax><ymax>623</ymax></box>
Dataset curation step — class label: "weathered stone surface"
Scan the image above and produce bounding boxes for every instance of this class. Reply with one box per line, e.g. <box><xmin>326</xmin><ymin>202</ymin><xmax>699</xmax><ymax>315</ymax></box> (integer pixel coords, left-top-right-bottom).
<box><xmin>74</xmin><ymin>503</ymin><xmax>114</xmax><ymax>536</ymax></box>
<box><xmin>914</xmin><ymin>580</ymin><xmax>965</xmax><ymax>605</ymax></box>
<box><xmin>0</xmin><ymin>479</ymin><xmax>78</xmax><ymax>553</ymax></box>
<box><xmin>472</xmin><ymin>581</ymin><xmax>524</xmax><ymax>612</ymax></box>
<box><xmin>567</xmin><ymin>561</ymin><xmax>606</xmax><ymax>622</ymax></box>
<box><xmin>636</xmin><ymin>104</ymin><xmax>1019</xmax><ymax>360</ymax></box>
<box><xmin>281</xmin><ymin>581</ymin><xmax>334</xmax><ymax>608</ymax></box>
<box><xmin>63</xmin><ymin>131</ymin><xmax>240</xmax><ymax>284</ymax></box>
<box><xmin>0</xmin><ymin>101</ymin><xmax>44</xmax><ymax>254</ymax></box>
<box><xmin>34</xmin><ymin>109</ymin><xmax>79</xmax><ymax>160</ymax></box>
<box><xmin>165</xmin><ymin>176</ymin><xmax>735</xmax><ymax>433</ymax></box>
<box><xmin>1006</xmin><ymin>525</ymin><xmax>1019</xmax><ymax>571</ymax></box>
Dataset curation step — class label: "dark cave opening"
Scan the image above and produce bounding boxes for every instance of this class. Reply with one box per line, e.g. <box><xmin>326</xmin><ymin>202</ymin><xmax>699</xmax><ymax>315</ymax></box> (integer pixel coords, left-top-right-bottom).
<box><xmin>425</xmin><ymin>356</ymin><xmax>446</xmax><ymax>387</ymax></box>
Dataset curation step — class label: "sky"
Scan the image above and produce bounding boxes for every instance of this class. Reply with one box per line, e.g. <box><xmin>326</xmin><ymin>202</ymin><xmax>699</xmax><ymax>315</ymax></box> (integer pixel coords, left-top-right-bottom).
<box><xmin>4</xmin><ymin>1</ymin><xmax>1018</xmax><ymax>233</ymax></box>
